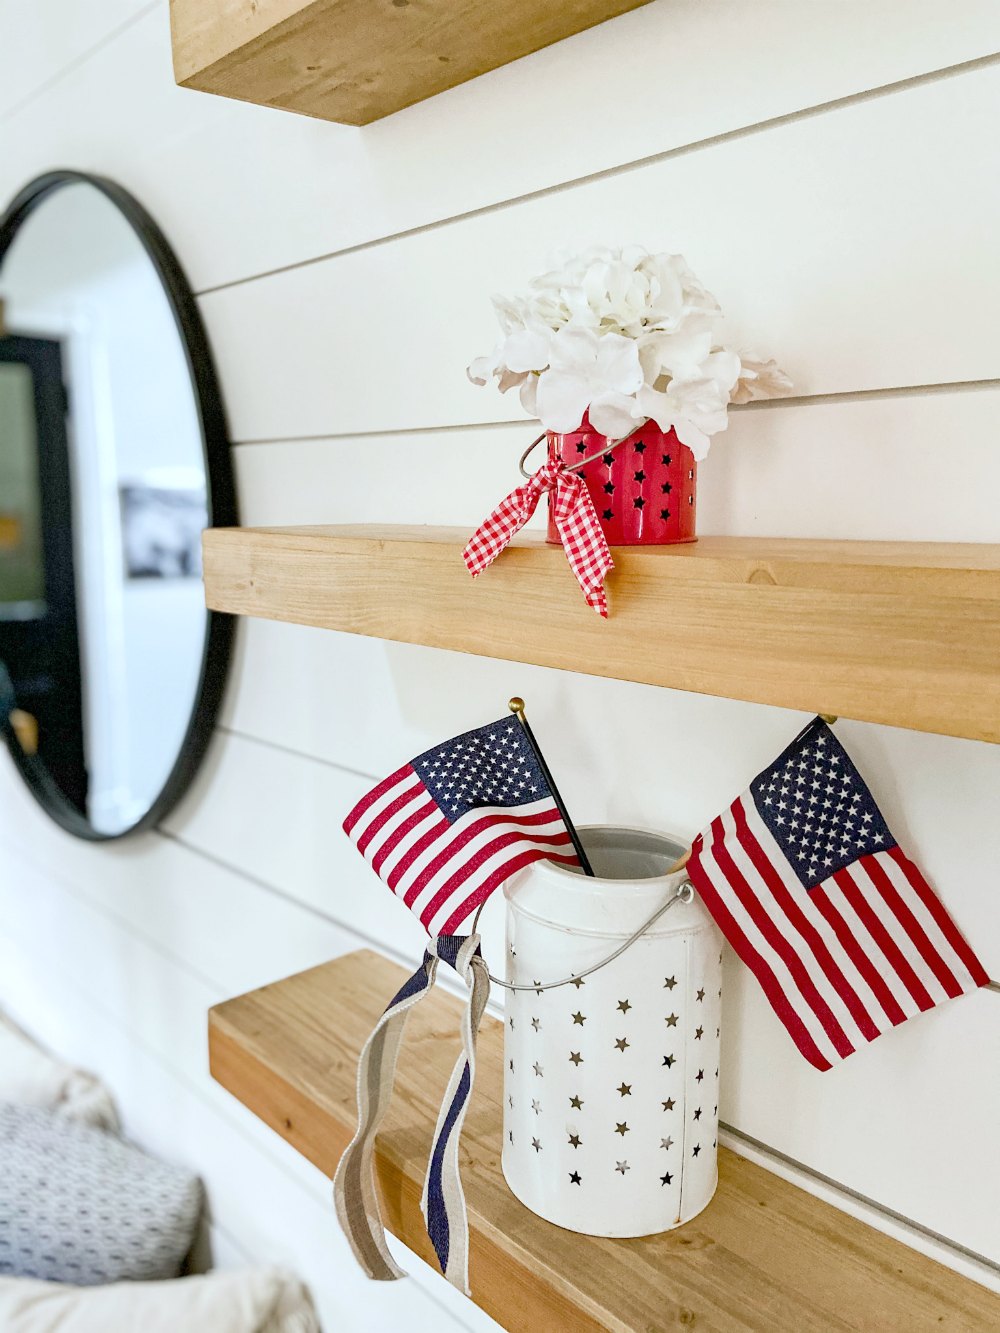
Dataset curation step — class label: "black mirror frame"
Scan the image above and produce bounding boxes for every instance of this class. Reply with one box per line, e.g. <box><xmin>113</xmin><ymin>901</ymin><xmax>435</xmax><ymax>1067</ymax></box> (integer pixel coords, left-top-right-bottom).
<box><xmin>0</xmin><ymin>169</ymin><xmax>237</xmax><ymax>840</ymax></box>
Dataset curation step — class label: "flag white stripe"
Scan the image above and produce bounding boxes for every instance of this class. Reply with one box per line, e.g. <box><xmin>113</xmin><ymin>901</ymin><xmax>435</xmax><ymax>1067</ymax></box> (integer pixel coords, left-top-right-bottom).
<box><xmin>702</xmin><ymin>811</ymin><xmax>844</xmax><ymax>1067</ymax></box>
<box><xmin>357</xmin><ymin>785</ymin><xmax>427</xmax><ymax>866</ymax></box>
<box><xmin>741</xmin><ymin>801</ymin><xmax>891</xmax><ymax>1035</ymax></box>
<box><xmin>876</xmin><ymin>852</ymin><xmax>978</xmax><ymax>992</ymax></box>
<box><xmin>422</xmin><ymin>830</ymin><xmax>574</xmax><ymax>936</ymax></box>
<box><xmin>734</xmin><ymin>799</ymin><xmax>880</xmax><ymax>1045</ymax></box>
<box><xmin>349</xmin><ymin>772</ymin><xmax>420</xmax><ymax>848</ymax></box>
<box><xmin>377</xmin><ymin>804</ymin><xmax>443</xmax><ymax>884</ymax></box>
<box><xmin>813</xmin><ymin>875</ymin><xmax>924</xmax><ymax>1021</ymax></box>
<box><xmin>850</xmin><ymin>860</ymin><xmax>952</xmax><ymax>1006</ymax></box>
<box><xmin>394</xmin><ymin>798</ymin><xmax>559</xmax><ymax>911</ymax></box>
<box><xmin>408</xmin><ymin>803</ymin><xmax>567</xmax><ymax>925</ymax></box>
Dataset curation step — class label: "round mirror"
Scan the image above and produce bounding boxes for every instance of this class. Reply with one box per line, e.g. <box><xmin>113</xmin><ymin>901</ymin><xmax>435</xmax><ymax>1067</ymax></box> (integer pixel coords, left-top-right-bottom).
<box><xmin>0</xmin><ymin>171</ymin><xmax>234</xmax><ymax>838</ymax></box>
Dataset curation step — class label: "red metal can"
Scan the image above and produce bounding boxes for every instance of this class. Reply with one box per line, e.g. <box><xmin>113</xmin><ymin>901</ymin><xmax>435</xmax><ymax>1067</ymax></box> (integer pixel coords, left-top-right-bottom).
<box><xmin>546</xmin><ymin>415</ymin><xmax>697</xmax><ymax>546</ymax></box>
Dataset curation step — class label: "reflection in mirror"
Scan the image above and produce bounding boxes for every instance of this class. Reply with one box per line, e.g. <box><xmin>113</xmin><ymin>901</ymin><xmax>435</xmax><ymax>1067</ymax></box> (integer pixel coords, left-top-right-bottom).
<box><xmin>0</xmin><ymin>175</ymin><xmax>232</xmax><ymax>837</ymax></box>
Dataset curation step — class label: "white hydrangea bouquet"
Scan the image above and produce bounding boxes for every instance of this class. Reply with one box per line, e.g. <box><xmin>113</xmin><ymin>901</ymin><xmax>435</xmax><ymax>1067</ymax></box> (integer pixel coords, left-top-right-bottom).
<box><xmin>468</xmin><ymin>244</ymin><xmax>791</xmax><ymax>459</ymax></box>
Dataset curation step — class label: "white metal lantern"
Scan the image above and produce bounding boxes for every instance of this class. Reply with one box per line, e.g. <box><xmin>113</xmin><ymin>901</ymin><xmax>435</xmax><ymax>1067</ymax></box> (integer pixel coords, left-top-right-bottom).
<box><xmin>501</xmin><ymin>826</ymin><xmax>723</xmax><ymax>1238</ymax></box>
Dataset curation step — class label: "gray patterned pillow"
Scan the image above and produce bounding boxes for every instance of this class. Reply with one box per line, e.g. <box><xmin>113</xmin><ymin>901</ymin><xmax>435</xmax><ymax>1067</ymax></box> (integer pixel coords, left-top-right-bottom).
<box><xmin>0</xmin><ymin>1104</ymin><xmax>203</xmax><ymax>1284</ymax></box>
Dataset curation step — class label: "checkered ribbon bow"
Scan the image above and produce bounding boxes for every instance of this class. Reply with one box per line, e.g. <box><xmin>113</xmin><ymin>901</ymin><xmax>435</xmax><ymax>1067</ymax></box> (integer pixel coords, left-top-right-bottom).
<box><xmin>463</xmin><ymin>459</ymin><xmax>614</xmax><ymax>616</ymax></box>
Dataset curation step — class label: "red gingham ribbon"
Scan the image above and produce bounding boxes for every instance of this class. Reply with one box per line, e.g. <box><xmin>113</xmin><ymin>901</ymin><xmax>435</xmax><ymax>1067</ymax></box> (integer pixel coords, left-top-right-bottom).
<box><xmin>463</xmin><ymin>459</ymin><xmax>614</xmax><ymax>617</ymax></box>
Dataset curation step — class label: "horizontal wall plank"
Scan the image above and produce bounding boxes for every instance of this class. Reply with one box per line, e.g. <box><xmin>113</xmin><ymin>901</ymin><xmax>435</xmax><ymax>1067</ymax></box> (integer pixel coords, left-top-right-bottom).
<box><xmin>3</xmin><ymin>4</ymin><xmax>1000</xmax><ymax>288</ymax></box>
<box><xmin>154</xmin><ymin>727</ymin><xmax>1000</xmax><ymax>1261</ymax></box>
<box><xmin>0</xmin><ymin>0</ymin><xmax>150</xmax><ymax>119</ymax></box>
<box><xmin>220</xmin><ymin>623</ymin><xmax>1000</xmax><ymax>991</ymax></box>
<box><xmin>200</xmin><ymin>64</ymin><xmax>1000</xmax><ymax>442</ymax></box>
<box><xmin>219</xmin><ymin>622</ymin><xmax>1000</xmax><ymax>978</ymax></box>
<box><xmin>231</xmin><ymin>390</ymin><xmax>1000</xmax><ymax>543</ymax></box>
<box><xmin>0</xmin><ymin>833</ymin><xmax>495</xmax><ymax>1332</ymax></box>
<box><xmin>0</xmin><ymin>755</ymin><xmax>424</xmax><ymax>1015</ymax></box>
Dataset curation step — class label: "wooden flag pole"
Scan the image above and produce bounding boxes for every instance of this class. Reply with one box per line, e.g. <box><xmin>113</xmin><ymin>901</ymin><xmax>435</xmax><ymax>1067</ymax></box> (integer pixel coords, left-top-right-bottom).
<box><xmin>508</xmin><ymin>697</ymin><xmax>596</xmax><ymax>877</ymax></box>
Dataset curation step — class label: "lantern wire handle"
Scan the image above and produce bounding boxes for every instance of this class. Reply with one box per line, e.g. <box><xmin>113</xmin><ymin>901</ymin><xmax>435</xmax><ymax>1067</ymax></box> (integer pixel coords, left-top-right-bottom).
<box><xmin>472</xmin><ymin>879</ymin><xmax>695</xmax><ymax>993</ymax></box>
<box><xmin>508</xmin><ymin>697</ymin><xmax>595</xmax><ymax>877</ymax></box>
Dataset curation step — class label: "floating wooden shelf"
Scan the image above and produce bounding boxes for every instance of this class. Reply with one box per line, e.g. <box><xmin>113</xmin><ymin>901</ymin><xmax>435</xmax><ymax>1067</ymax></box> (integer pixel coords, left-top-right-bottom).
<box><xmin>209</xmin><ymin>950</ymin><xmax>1000</xmax><ymax>1331</ymax></box>
<box><xmin>169</xmin><ymin>0</ymin><xmax>651</xmax><ymax>126</ymax></box>
<box><xmin>202</xmin><ymin>525</ymin><xmax>1000</xmax><ymax>743</ymax></box>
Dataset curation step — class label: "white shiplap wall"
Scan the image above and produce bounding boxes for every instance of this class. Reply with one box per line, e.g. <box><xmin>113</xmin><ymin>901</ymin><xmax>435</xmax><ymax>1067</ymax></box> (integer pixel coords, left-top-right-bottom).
<box><xmin>1</xmin><ymin>2</ymin><xmax>1000</xmax><ymax>1327</ymax></box>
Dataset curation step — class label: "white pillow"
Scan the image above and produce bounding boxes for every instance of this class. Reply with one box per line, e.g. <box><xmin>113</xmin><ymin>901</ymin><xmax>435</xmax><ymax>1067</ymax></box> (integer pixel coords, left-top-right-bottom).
<box><xmin>0</xmin><ymin>1269</ymin><xmax>320</xmax><ymax>1333</ymax></box>
<box><xmin>0</xmin><ymin>1017</ymin><xmax>118</xmax><ymax>1131</ymax></box>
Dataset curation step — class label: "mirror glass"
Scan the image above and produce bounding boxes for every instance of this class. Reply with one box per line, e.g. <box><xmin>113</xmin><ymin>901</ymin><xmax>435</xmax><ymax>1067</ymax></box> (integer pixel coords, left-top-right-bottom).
<box><xmin>0</xmin><ymin>176</ymin><xmax>231</xmax><ymax>837</ymax></box>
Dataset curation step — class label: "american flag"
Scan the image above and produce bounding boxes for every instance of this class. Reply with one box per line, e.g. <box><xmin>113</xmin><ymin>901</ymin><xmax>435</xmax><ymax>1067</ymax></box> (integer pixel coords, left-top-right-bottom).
<box><xmin>343</xmin><ymin>717</ymin><xmax>579</xmax><ymax>935</ymax></box>
<box><xmin>687</xmin><ymin>718</ymin><xmax>988</xmax><ymax>1070</ymax></box>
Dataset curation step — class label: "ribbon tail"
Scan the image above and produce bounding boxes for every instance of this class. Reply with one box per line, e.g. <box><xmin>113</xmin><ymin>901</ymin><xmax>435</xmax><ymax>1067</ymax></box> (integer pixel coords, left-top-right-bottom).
<box><xmin>551</xmin><ymin>485</ymin><xmax>614</xmax><ymax>618</ymax></box>
<box><xmin>420</xmin><ymin>939</ymin><xmax>491</xmax><ymax>1295</ymax></box>
<box><xmin>462</xmin><ymin>481</ymin><xmax>541</xmax><ymax>578</ymax></box>
<box><xmin>333</xmin><ymin>951</ymin><xmax>439</xmax><ymax>1281</ymax></box>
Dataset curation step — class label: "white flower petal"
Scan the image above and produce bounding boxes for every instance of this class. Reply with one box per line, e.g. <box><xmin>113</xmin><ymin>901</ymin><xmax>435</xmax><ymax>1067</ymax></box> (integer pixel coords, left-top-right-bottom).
<box><xmin>467</xmin><ymin>349</ymin><xmax>499</xmax><ymax>386</ymax></box>
<box><xmin>548</xmin><ymin>326</ymin><xmax>601</xmax><ymax>371</ymax></box>
<box><xmin>497</xmin><ymin>367</ymin><xmax>528</xmax><ymax>394</ymax></box>
<box><xmin>588</xmin><ymin>391</ymin><xmax>641</xmax><ymax>439</ymax></box>
<box><xmin>671</xmin><ymin>416</ymin><xmax>712</xmax><ymax>460</ymax></box>
<box><xmin>703</xmin><ymin>349</ymin><xmax>742</xmax><ymax>394</ymax></box>
<box><xmin>535</xmin><ymin>368</ymin><xmax>592</xmax><ymax>433</ymax></box>
<box><xmin>594</xmin><ymin>333</ymin><xmax>644</xmax><ymax>393</ymax></box>
<box><xmin>503</xmin><ymin>328</ymin><xmax>552</xmax><ymax>373</ymax></box>
<box><xmin>491</xmin><ymin>294</ymin><xmax>528</xmax><ymax>334</ymax></box>
<box><xmin>519</xmin><ymin>374</ymin><xmax>539</xmax><ymax>416</ymax></box>
<box><xmin>731</xmin><ymin>357</ymin><xmax>794</xmax><ymax>403</ymax></box>
<box><xmin>641</xmin><ymin>328</ymin><xmax>714</xmax><ymax>382</ymax></box>
<box><xmin>634</xmin><ymin>384</ymin><xmax>677</xmax><ymax>434</ymax></box>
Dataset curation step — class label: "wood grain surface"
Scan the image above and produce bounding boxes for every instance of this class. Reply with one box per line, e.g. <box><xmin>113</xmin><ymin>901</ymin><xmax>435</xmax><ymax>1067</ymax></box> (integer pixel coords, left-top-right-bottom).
<box><xmin>170</xmin><ymin>0</ymin><xmax>651</xmax><ymax>126</ymax></box>
<box><xmin>202</xmin><ymin>525</ymin><xmax>1000</xmax><ymax>743</ymax></box>
<box><xmin>209</xmin><ymin>949</ymin><xmax>1000</xmax><ymax>1332</ymax></box>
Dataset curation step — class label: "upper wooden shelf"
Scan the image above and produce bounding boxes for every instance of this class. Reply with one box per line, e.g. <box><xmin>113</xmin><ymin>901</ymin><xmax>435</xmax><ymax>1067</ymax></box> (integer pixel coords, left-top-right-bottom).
<box><xmin>209</xmin><ymin>949</ymin><xmax>1000</xmax><ymax>1332</ymax></box>
<box><xmin>202</xmin><ymin>524</ymin><xmax>1000</xmax><ymax>743</ymax></box>
<box><xmin>169</xmin><ymin>0</ymin><xmax>651</xmax><ymax>126</ymax></box>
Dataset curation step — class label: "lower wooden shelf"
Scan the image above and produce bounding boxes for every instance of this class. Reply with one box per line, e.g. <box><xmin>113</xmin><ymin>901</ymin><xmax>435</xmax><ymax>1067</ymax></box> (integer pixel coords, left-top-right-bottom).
<box><xmin>208</xmin><ymin>950</ymin><xmax>1000</xmax><ymax>1332</ymax></box>
<box><xmin>201</xmin><ymin>525</ymin><xmax>1000</xmax><ymax>743</ymax></box>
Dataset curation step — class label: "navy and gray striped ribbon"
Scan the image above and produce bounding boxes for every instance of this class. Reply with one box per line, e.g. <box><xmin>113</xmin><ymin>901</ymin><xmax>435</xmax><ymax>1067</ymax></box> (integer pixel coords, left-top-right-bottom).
<box><xmin>333</xmin><ymin>933</ymin><xmax>490</xmax><ymax>1295</ymax></box>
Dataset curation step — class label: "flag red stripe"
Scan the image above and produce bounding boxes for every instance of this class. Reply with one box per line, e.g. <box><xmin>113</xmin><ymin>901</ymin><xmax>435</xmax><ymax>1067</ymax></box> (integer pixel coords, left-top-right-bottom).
<box><xmin>713</xmin><ymin>817</ymin><xmax>855</xmax><ymax>1059</ymax></box>
<box><xmin>355</xmin><ymin>779</ymin><xmax>425</xmax><ymax>856</ymax></box>
<box><xmin>436</xmin><ymin>846</ymin><xmax>580</xmax><ymax>935</ymax></box>
<box><xmin>688</xmin><ymin>840</ymin><xmax>832</xmax><ymax>1071</ymax></box>
<box><xmin>862</xmin><ymin>854</ymin><xmax>962</xmax><ymax>999</ymax></box>
<box><xmin>886</xmin><ymin>846</ymin><xmax>989</xmax><ymax>987</ymax></box>
<box><xmin>417</xmin><ymin>825</ymin><xmax>574</xmax><ymax>927</ymax></box>
<box><xmin>735</xmin><ymin>801</ymin><xmax>880</xmax><ymax>1042</ymax></box>
<box><xmin>386</xmin><ymin>816</ymin><xmax>451</xmax><ymax>893</ymax></box>
<box><xmin>832</xmin><ymin>868</ymin><xmax>935</xmax><ymax>1012</ymax></box>
<box><xmin>342</xmin><ymin>763</ymin><xmax>413</xmax><ymax>835</ymax></box>
<box><xmin>400</xmin><ymin>806</ymin><xmax>566</xmax><ymax>910</ymax></box>
<box><xmin>370</xmin><ymin>799</ymin><xmax>439</xmax><ymax>877</ymax></box>
<box><xmin>808</xmin><ymin>885</ymin><xmax>907</xmax><ymax>1027</ymax></box>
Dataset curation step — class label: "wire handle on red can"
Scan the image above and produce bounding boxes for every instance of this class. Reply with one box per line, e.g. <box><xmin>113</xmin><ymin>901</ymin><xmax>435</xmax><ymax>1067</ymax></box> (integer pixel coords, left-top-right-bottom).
<box><xmin>518</xmin><ymin>421</ymin><xmax>648</xmax><ymax>480</ymax></box>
